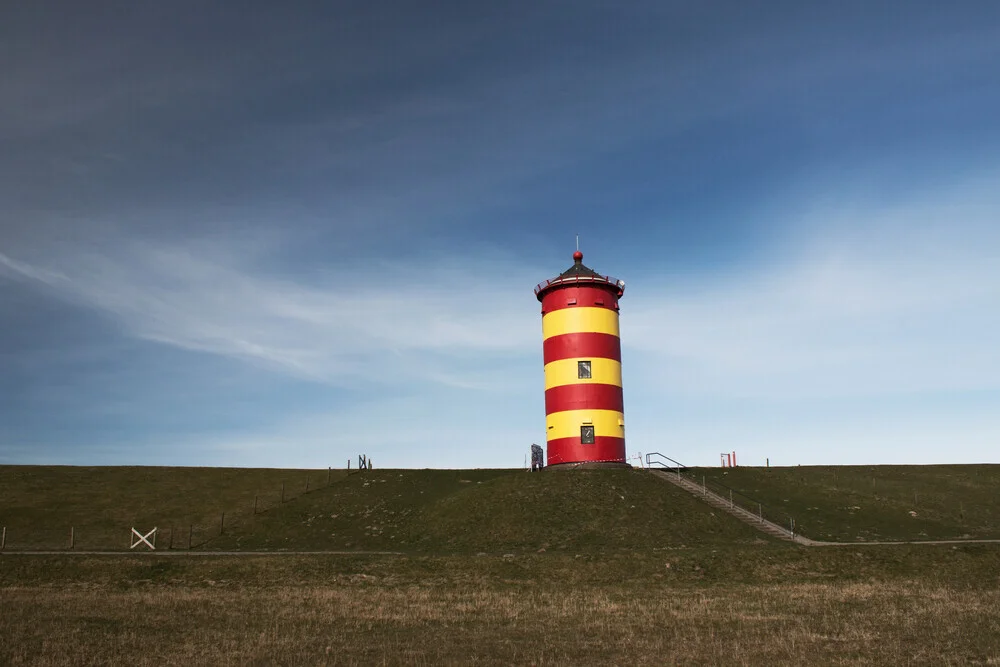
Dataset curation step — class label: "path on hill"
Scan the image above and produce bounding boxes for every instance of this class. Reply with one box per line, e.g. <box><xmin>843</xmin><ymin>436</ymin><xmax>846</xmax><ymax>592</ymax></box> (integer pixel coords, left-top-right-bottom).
<box><xmin>649</xmin><ymin>469</ymin><xmax>1000</xmax><ymax>547</ymax></box>
<box><xmin>4</xmin><ymin>538</ymin><xmax>1000</xmax><ymax>557</ymax></box>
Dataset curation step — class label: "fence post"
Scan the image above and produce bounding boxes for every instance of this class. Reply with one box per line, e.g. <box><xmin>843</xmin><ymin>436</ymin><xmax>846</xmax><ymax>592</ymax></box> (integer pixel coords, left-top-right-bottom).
<box><xmin>306</xmin><ymin>478</ymin><xmax>310</xmax><ymax>493</ymax></box>
<box><xmin>169</xmin><ymin>527</ymin><xmax>174</xmax><ymax>550</ymax></box>
<box><xmin>69</xmin><ymin>527</ymin><xmax>74</xmax><ymax>550</ymax></box>
<box><xmin>327</xmin><ymin>467</ymin><xmax>332</xmax><ymax>486</ymax></box>
<box><xmin>789</xmin><ymin>518</ymin><xmax>794</xmax><ymax>538</ymax></box>
<box><xmin>220</xmin><ymin>513</ymin><xmax>225</xmax><ymax>535</ymax></box>
<box><xmin>1</xmin><ymin>526</ymin><xmax>5</xmax><ymax>550</ymax></box>
<box><xmin>758</xmin><ymin>503</ymin><xmax>762</xmax><ymax>522</ymax></box>
<box><xmin>253</xmin><ymin>495</ymin><xmax>258</xmax><ymax>515</ymax></box>
<box><xmin>702</xmin><ymin>476</ymin><xmax>706</xmax><ymax>495</ymax></box>
<box><xmin>281</xmin><ymin>483</ymin><xmax>285</xmax><ymax>503</ymax></box>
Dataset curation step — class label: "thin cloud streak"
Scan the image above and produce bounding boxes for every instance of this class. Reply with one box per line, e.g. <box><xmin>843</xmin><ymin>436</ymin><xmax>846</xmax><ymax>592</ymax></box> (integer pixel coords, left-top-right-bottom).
<box><xmin>0</xmin><ymin>243</ymin><xmax>541</xmax><ymax>389</ymax></box>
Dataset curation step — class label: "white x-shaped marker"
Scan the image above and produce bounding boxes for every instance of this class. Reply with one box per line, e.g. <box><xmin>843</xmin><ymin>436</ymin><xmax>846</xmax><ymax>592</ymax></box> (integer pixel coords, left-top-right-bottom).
<box><xmin>130</xmin><ymin>527</ymin><xmax>157</xmax><ymax>550</ymax></box>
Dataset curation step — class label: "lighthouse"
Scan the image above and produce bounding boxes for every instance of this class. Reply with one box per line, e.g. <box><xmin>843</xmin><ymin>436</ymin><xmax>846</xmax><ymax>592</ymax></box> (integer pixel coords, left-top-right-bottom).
<box><xmin>535</xmin><ymin>250</ymin><xmax>627</xmax><ymax>467</ymax></box>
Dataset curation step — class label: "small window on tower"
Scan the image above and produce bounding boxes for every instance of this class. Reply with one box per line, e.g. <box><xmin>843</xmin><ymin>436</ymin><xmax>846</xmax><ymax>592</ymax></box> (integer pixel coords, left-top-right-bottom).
<box><xmin>580</xmin><ymin>425</ymin><xmax>596</xmax><ymax>444</ymax></box>
<box><xmin>578</xmin><ymin>360</ymin><xmax>592</xmax><ymax>379</ymax></box>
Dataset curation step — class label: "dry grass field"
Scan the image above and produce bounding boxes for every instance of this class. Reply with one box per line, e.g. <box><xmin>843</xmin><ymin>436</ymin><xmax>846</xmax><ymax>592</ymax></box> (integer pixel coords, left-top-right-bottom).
<box><xmin>2</xmin><ymin>550</ymin><xmax>1000</xmax><ymax>665</ymax></box>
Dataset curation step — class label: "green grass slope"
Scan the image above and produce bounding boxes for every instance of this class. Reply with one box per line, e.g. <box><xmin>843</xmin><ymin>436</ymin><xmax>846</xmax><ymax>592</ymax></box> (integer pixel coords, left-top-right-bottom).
<box><xmin>0</xmin><ymin>466</ymin><xmax>345</xmax><ymax>549</ymax></box>
<box><xmin>214</xmin><ymin>468</ymin><xmax>766</xmax><ymax>553</ymax></box>
<box><xmin>693</xmin><ymin>464</ymin><xmax>1000</xmax><ymax>542</ymax></box>
<box><xmin>9</xmin><ymin>462</ymin><xmax>996</xmax><ymax>552</ymax></box>
<box><xmin>0</xmin><ymin>466</ymin><xmax>764</xmax><ymax>552</ymax></box>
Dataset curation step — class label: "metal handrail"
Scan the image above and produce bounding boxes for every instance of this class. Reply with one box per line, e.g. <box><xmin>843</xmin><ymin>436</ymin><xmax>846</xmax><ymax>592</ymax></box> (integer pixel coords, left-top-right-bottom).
<box><xmin>644</xmin><ymin>452</ymin><xmax>687</xmax><ymax>471</ymax></box>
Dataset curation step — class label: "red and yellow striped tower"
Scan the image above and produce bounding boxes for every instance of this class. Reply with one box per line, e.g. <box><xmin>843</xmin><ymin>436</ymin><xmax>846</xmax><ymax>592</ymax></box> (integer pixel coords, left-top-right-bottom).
<box><xmin>535</xmin><ymin>250</ymin><xmax>627</xmax><ymax>467</ymax></box>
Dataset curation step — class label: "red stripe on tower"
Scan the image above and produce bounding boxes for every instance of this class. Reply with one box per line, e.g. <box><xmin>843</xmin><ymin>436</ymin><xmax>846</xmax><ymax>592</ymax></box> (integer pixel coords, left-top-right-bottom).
<box><xmin>540</xmin><ymin>285</ymin><xmax>620</xmax><ymax>314</ymax></box>
<box><xmin>544</xmin><ymin>436</ymin><xmax>626</xmax><ymax>466</ymax></box>
<box><xmin>543</xmin><ymin>332</ymin><xmax>622</xmax><ymax>364</ymax></box>
<box><xmin>545</xmin><ymin>384</ymin><xmax>624</xmax><ymax>414</ymax></box>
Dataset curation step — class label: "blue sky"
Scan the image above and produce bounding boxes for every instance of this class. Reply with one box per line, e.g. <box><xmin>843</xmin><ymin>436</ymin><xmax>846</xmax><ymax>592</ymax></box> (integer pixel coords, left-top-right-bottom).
<box><xmin>2</xmin><ymin>1</ymin><xmax>999</xmax><ymax>468</ymax></box>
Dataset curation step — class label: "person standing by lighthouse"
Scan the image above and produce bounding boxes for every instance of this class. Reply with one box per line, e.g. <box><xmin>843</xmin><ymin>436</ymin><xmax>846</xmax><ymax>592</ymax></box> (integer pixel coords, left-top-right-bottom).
<box><xmin>534</xmin><ymin>249</ymin><xmax>627</xmax><ymax>467</ymax></box>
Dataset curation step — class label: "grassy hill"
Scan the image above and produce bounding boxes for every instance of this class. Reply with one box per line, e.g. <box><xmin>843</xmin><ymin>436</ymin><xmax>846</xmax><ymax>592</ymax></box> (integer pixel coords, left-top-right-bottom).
<box><xmin>4</xmin><ymin>463</ymin><xmax>1000</xmax><ymax>551</ymax></box>
<box><xmin>0</xmin><ymin>465</ymin><xmax>764</xmax><ymax>552</ymax></box>
<box><xmin>692</xmin><ymin>464</ymin><xmax>1000</xmax><ymax>542</ymax></box>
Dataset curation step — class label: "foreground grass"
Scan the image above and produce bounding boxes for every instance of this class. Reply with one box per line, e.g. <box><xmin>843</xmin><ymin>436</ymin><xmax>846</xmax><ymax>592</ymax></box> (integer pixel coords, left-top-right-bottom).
<box><xmin>2</xmin><ymin>548</ymin><xmax>1000</xmax><ymax>665</ymax></box>
<box><xmin>694</xmin><ymin>464</ymin><xmax>1000</xmax><ymax>542</ymax></box>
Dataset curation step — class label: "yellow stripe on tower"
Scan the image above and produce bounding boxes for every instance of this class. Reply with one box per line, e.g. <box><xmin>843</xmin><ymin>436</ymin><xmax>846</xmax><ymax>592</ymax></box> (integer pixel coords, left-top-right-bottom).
<box><xmin>546</xmin><ymin>409</ymin><xmax>625</xmax><ymax>440</ymax></box>
<box><xmin>542</xmin><ymin>307</ymin><xmax>619</xmax><ymax>340</ymax></box>
<box><xmin>543</xmin><ymin>357</ymin><xmax>622</xmax><ymax>390</ymax></box>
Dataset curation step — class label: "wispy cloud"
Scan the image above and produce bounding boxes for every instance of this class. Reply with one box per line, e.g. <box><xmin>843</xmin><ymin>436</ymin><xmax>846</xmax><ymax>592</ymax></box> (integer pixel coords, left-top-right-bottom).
<box><xmin>0</xmin><ymin>242</ymin><xmax>541</xmax><ymax>389</ymax></box>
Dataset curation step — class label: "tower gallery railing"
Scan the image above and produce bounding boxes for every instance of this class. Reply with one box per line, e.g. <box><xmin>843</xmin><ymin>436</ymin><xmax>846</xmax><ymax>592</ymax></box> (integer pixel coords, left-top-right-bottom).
<box><xmin>644</xmin><ymin>452</ymin><xmax>797</xmax><ymax>537</ymax></box>
<box><xmin>533</xmin><ymin>274</ymin><xmax>624</xmax><ymax>296</ymax></box>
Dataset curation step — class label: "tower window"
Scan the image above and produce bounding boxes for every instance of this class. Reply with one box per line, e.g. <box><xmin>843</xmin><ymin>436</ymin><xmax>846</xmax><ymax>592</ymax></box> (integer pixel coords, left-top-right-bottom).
<box><xmin>580</xmin><ymin>425</ymin><xmax>596</xmax><ymax>444</ymax></box>
<box><xmin>578</xmin><ymin>360</ymin><xmax>592</xmax><ymax>379</ymax></box>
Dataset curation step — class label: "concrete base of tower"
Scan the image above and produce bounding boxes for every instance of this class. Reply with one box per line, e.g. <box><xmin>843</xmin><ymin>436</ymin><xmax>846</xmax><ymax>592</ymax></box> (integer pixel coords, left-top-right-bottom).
<box><xmin>544</xmin><ymin>461</ymin><xmax>633</xmax><ymax>470</ymax></box>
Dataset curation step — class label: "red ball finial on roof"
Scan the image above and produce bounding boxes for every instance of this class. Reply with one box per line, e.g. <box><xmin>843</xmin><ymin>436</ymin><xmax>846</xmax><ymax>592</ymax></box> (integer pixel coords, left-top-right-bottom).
<box><xmin>573</xmin><ymin>250</ymin><xmax>583</xmax><ymax>262</ymax></box>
